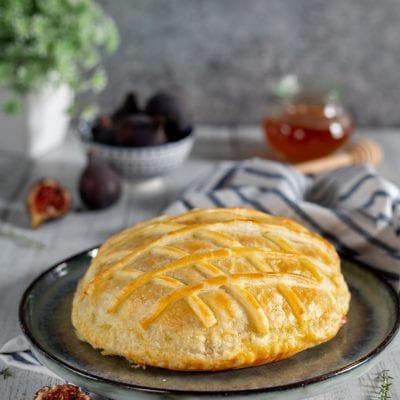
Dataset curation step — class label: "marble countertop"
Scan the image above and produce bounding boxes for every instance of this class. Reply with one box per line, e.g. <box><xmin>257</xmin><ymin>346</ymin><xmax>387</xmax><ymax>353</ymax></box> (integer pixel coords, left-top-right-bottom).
<box><xmin>0</xmin><ymin>126</ymin><xmax>399</xmax><ymax>399</ymax></box>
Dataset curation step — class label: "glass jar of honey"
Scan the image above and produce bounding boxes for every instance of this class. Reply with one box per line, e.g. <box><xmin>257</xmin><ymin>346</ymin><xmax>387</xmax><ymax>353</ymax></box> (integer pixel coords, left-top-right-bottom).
<box><xmin>263</xmin><ymin>82</ymin><xmax>352</xmax><ymax>163</ymax></box>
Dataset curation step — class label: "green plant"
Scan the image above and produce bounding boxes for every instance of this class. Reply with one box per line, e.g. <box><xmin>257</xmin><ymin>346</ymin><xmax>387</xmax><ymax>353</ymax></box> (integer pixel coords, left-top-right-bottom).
<box><xmin>0</xmin><ymin>0</ymin><xmax>119</xmax><ymax>113</ymax></box>
<box><xmin>0</xmin><ymin>367</ymin><xmax>12</xmax><ymax>379</ymax></box>
<box><xmin>378</xmin><ymin>370</ymin><xmax>393</xmax><ymax>400</ymax></box>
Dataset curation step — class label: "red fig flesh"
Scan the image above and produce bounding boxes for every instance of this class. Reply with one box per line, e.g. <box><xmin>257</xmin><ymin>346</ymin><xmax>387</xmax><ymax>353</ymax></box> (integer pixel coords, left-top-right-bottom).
<box><xmin>26</xmin><ymin>178</ymin><xmax>72</xmax><ymax>229</ymax></box>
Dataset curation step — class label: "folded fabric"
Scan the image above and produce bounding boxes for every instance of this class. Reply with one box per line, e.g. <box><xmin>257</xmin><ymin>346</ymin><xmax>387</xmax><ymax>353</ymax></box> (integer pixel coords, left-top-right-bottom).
<box><xmin>0</xmin><ymin>334</ymin><xmax>60</xmax><ymax>379</ymax></box>
<box><xmin>1</xmin><ymin>158</ymin><xmax>399</xmax><ymax>380</ymax></box>
<box><xmin>165</xmin><ymin>158</ymin><xmax>400</xmax><ymax>289</ymax></box>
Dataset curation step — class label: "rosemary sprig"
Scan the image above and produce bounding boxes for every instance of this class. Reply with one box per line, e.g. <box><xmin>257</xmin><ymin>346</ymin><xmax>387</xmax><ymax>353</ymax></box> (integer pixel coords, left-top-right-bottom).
<box><xmin>0</xmin><ymin>367</ymin><xmax>12</xmax><ymax>380</ymax></box>
<box><xmin>378</xmin><ymin>370</ymin><xmax>393</xmax><ymax>400</ymax></box>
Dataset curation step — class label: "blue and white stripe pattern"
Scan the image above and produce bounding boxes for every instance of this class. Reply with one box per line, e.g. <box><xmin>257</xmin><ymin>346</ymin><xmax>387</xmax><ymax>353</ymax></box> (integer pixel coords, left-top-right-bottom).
<box><xmin>0</xmin><ymin>335</ymin><xmax>60</xmax><ymax>378</ymax></box>
<box><xmin>165</xmin><ymin>158</ymin><xmax>400</xmax><ymax>288</ymax></box>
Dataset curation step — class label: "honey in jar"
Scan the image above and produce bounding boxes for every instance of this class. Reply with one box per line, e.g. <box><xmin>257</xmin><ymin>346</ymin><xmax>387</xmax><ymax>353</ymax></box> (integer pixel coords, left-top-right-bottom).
<box><xmin>264</xmin><ymin>89</ymin><xmax>352</xmax><ymax>163</ymax></box>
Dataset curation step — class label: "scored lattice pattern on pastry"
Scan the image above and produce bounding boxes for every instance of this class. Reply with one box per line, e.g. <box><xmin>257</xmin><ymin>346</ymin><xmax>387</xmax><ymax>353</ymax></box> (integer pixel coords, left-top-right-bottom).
<box><xmin>72</xmin><ymin>207</ymin><xmax>350</xmax><ymax>370</ymax></box>
<box><xmin>81</xmin><ymin>208</ymin><xmax>339</xmax><ymax>335</ymax></box>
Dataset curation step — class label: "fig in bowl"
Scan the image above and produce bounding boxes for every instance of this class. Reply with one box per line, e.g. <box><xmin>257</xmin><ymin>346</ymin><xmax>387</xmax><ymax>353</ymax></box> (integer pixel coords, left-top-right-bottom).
<box><xmin>115</xmin><ymin>114</ymin><xmax>167</xmax><ymax>147</ymax></box>
<box><xmin>145</xmin><ymin>91</ymin><xmax>192</xmax><ymax>142</ymax></box>
<box><xmin>78</xmin><ymin>91</ymin><xmax>194</xmax><ymax>181</ymax></box>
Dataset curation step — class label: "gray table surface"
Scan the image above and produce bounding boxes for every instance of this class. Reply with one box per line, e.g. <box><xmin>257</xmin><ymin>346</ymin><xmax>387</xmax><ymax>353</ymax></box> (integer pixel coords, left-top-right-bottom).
<box><xmin>0</xmin><ymin>126</ymin><xmax>399</xmax><ymax>400</ymax></box>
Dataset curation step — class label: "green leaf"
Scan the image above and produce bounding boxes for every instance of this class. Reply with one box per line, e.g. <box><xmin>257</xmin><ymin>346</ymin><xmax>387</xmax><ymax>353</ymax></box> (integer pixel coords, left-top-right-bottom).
<box><xmin>81</xmin><ymin>104</ymin><xmax>99</xmax><ymax>120</ymax></box>
<box><xmin>0</xmin><ymin>0</ymin><xmax>120</xmax><ymax>114</ymax></box>
<box><xmin>378</xmin><ymin>370</ymin><xmax>393</xmax><ymax>400</ymax></box>
<box><xmin>2</xmin><ymin>98</ymin><xmax>21</xmax><ymax>114</ymax></box>
<box><xmin>90</xmin><ymin>69</ymin><xmax>107</xmax><ymax>92</ymax></box>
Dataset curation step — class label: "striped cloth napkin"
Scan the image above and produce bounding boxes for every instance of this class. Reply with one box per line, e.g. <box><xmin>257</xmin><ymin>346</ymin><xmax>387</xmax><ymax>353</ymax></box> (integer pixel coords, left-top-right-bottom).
<box><xmin>164</xmin><ymin>158</ymin><xmax>400</xmax><ymax>287</ymax></box>
<box><xmin>1</xmin><ymin>158</ymin><xmax>399</xmax><ymax>378</ymax></box>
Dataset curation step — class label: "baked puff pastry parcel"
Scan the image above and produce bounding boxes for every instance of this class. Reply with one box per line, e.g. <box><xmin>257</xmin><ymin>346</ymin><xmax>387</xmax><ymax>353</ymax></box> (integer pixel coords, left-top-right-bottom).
<box><xmin>72</xmin><ymin>207</ymin><xmax>350</xmax><ymax>371</ymax></box>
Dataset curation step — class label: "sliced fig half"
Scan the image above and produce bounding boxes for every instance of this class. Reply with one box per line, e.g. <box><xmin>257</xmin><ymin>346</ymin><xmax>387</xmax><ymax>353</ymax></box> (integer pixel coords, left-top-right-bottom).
<box><xmin>26</xmin><ymin>178</ymin><xmax>72</xmax><ymax>229</ymax></box>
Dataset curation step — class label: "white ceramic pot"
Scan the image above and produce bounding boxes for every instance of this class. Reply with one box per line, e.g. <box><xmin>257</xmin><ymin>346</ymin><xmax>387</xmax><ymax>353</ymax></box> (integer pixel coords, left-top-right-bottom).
<box><xmin>0</xmin><ymin>85</ymin><xmax>73</xmax><ymax>157</ymax></box>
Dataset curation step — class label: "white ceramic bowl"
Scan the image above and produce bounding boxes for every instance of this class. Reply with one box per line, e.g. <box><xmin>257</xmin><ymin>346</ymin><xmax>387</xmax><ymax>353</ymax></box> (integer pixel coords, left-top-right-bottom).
<box><xmin>78</xmin><ymin>121</ymin><xmax>194</xmax><ymax>181</ymax></box>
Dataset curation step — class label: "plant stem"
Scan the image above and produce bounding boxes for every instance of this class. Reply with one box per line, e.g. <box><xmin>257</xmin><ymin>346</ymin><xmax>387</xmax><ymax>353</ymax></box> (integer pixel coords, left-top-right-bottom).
<box><xmin>379</xmin><ymin>370</ymin><xmax>393</xmax><ymax>400</ymax></box>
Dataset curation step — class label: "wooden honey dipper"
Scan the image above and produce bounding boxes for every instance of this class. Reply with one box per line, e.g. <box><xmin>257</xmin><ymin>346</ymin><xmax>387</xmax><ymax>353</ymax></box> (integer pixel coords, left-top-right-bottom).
<box><xmin>295</xmin><ymin>138</ymin><xmax>383</xmax><ymax>174</ymax></box>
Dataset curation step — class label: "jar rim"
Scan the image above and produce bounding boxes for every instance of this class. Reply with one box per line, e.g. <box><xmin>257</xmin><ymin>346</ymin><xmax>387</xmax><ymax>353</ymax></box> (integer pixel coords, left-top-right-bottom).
<box><xmin>272</xmin><ymin>75</ymin><xmax>343</xmax><ymax>104</ymax></box>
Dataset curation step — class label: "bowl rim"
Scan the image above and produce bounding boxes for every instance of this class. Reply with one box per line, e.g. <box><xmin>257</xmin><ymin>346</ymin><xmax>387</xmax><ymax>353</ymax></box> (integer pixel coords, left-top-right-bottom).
<box><xmin>77</xmin><ymin>119</ymin><xmax>194</xmax><ymax>152</ymax></box>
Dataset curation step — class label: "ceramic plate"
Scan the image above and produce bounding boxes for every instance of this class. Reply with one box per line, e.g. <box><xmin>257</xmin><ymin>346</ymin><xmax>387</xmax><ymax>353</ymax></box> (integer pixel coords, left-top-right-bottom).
<box><xmin>19</xmin><ymin>248</ymin><xmax>400</xmax><ymax>400</ymax></box>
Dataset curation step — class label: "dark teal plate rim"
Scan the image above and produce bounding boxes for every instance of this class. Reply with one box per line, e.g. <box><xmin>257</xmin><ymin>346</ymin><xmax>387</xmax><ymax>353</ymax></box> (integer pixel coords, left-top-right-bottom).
<box><xmin>19</xmin><ymin>247</ymin><xmax>400</xmax><ymax>397</ymax></box>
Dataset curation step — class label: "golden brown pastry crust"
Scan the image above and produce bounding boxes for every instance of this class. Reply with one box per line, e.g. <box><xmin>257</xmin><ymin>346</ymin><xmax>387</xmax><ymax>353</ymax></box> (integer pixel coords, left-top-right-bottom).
<box><xmin>72</xmin><ymin>207</ymin><xmax>350</xmax><ymax>371</ymax></box>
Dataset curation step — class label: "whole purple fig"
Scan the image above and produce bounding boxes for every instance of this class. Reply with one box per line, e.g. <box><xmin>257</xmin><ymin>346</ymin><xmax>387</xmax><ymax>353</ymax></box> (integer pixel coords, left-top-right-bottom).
<box><xmin>79</xmin><ymin>153</ymin><xmax>121</xmax><ymax>210</ymax></box>
<box><xmin>112</xmin><ymin>92</ymin><xmax>140</xmax><ymax>122</ymax></box>
<box><xmin>145</xmin><ymin>91</ymin><xmax>192</xmax><ymax>141</ymax></box>
<box><xmin>115</xmin><ymin>114</ymin><xmax>166</xmax><ymax>147</ymax></box>
<box><xmin>91</xmin><ymin>116</ymin><xmax>116</xmax><ymax>145</ymax></box>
